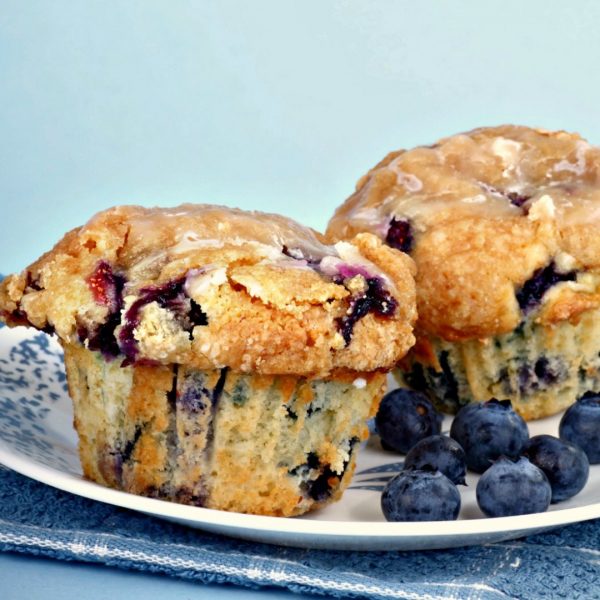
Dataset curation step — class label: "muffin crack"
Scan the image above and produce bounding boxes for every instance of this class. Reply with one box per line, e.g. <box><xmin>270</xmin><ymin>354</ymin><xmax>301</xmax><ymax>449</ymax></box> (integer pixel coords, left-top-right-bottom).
<box><xmin>516</xmin><ymin>261</ymin><xmax>577</xmax><ymax>313</ymax></box>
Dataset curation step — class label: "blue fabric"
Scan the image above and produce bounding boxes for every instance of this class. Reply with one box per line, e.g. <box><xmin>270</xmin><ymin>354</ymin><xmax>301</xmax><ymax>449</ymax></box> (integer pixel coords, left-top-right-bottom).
<box><xmin>0</xmin><ymin>465</ymin><xmax>598</xmax><ymax>600</ymax></box>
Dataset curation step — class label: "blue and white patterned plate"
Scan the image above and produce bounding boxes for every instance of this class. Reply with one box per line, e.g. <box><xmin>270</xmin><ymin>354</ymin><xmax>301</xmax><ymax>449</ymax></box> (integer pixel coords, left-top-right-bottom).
<box><xmin>1</xmin><ymin>325</ymin><xmax>599</xmax><ymax>551</ymax></box>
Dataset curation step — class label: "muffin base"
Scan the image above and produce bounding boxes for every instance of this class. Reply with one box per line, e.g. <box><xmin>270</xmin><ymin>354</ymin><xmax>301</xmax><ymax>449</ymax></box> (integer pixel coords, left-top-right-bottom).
<box><xmin>63</xmin><ymin>344</ymin><xmax>384</xmax><ymax>516</ymax></box>
<box><xmin>398</xmin><ymin>309</ymin><xmax>600</xmax><ymax>420</ymax></box>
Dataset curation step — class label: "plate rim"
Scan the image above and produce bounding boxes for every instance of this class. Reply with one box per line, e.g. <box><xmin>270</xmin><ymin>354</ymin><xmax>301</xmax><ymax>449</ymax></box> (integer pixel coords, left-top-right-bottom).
<box><xmin>1</xmin><ymin>325</ymin><xmax>600</xmax><ymax>545</ymax></box>
<box><xmin>2</xmin><ymin>440</ymin><xmax>600</xmax><ymax>542</ymax></box>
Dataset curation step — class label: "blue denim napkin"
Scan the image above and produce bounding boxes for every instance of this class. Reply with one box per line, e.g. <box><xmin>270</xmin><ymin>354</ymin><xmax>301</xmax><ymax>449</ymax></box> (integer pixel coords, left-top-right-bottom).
<box><xmin>0</xmin><ymin>464</ymin><xmax>598</xmax><ymax>599</ymax></box>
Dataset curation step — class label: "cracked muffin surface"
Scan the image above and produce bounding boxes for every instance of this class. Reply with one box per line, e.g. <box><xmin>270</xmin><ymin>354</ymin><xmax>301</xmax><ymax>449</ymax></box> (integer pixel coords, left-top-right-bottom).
<box><xmin>0</xmin><ymin>203</ymin><xmax>416</xmax><ymax>377</ymax></box>
<box><xmin>0</xmin><ymin>203</ymin><xmax>417</xmax><ymax>516</ymax></box>
<box><xmin>327</xmin><ymin>126</ymin><xmax>600</xmax><ymax>419</ymax></box>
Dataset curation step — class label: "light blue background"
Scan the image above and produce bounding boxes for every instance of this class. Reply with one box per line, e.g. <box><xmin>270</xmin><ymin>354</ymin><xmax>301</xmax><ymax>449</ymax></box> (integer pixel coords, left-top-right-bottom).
<box><xmin>3</xmin><ymin>1</ymin><xmax>600</xmax><ymax>274</ymax></box>
<box><xmin>0</xmin><ymin>1</ymin><xmax>599</xmax><ymax>596</ymax></box>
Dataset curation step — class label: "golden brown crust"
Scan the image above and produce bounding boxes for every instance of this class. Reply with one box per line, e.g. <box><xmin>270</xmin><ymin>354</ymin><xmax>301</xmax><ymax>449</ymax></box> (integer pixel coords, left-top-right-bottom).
<box><xmin>539</xmin><ymin>287</ymin><xmax>600</xmax><ymax>325</ymax></box>
<box><xmin>65</xmin><ymin>342</ymin><xmax>384</xmax><ymax>516</ymax></box>
<box><xmin>0</xmin><ymin>204</ymin><xmax>416</xmax><ymax>377</ymax></box>
<box><xmin>327</xmin><ymin>125</ymin><xmax>600</xmax><ymax>341</ymax></box>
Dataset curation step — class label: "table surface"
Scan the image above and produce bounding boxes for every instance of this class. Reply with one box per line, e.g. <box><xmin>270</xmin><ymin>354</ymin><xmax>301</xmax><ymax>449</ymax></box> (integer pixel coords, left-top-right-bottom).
<box><xmin>0</xmin><ymin>552</ymin><xmax>312</xmax><ymax>600</ymax></box>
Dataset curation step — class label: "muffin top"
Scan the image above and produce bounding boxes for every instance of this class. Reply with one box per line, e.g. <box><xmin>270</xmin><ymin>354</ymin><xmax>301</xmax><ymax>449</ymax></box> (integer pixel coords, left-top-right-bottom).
<box><xmin>327</xmin><ymin>125</ymin><xmax>600</xmax><ymax>341</ymax></box>
<box><xmin>0</xmin><ymin>204</ymin><xmax>416</xmax><ymax>376</ymax></box>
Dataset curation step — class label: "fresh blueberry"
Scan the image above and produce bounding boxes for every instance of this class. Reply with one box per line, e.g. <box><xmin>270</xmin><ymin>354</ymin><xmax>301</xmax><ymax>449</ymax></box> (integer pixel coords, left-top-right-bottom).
<box><xmin>522</xmin><ymin>435</ymin><xmax>589</xmax><ymax>503</ymax></box>
<box><xmin>375</xmin><ymin>389</ymin><xmax>443</xmax><ymax>454</ymax></box>
<box><xmin>476</xmin><ymin>456</ymin><xmax>551</xmax><ymax>517</ymax></box>
<box><xmin>404</xmin><ymin>435</ymin><xmax>467</xmax><ymax>485</ymax></box>
<box><xmin>381</xmin><ymin>467</ymin><xmax>461</xmax><ymax>522</ymax></box>
<box><xmin>559</xmin><ymin>392</ymin><xmax>600</xmax><ymax>463</ymax></box>
<box><xmin>450</xmin><ymin>399</ymin><xmax>529</xmax><ymax>473</ymax></box>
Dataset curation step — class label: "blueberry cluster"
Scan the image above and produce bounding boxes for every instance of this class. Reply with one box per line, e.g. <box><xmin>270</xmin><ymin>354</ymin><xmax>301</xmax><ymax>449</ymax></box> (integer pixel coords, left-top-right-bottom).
<box><xmin>377</xmin><ymin>389</ymin><xmax>463</xmax><ymax>522</ymax></box>
<box><xmin>80</xmin><ymin>262</ymin><xmax>209</xmax><ymax>365</ymax></box>
<box><xmin>376</xmin><ymin>389</ymin><xmax>598</xmax><ymax>522</ymax></box>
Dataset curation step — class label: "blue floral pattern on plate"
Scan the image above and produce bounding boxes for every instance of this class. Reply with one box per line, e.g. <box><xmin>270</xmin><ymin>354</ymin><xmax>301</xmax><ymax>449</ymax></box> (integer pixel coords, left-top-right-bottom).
<box><xmin>0</xmin><ymin>327</ymin><xmax>77</xmax><ymax>472</ymax></box>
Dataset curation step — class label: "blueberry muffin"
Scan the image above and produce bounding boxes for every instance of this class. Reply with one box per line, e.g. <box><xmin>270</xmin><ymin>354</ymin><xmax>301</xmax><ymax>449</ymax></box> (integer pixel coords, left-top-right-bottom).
<box><xmin>327</xmin><ymin>125</ymin><xmax>600</xmax><ymax>420</ymax></box>
<box><xmin>0</xmin><ymin>204</ymin><xmax>416</xmax><ymax>516</ymax></box>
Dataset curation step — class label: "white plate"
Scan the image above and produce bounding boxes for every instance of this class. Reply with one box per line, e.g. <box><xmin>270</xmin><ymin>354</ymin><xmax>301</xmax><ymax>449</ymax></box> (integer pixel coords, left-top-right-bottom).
<box><xmin>0</xmin><ymin>326</ymin><xmax>599</xmax><ymax>551</ymax></box>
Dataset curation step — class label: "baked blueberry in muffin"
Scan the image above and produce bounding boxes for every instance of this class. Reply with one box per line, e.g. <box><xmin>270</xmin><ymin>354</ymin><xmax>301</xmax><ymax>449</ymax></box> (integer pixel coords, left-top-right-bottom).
<box><xmin>327</xmin><ymin>125</ymin><xmax>600</xmax><ymax>420</ymax></box>
<box><xmin>0</xmin><ymin>203</ymin><xmax>416</xmax><ymax>516</ymax></box>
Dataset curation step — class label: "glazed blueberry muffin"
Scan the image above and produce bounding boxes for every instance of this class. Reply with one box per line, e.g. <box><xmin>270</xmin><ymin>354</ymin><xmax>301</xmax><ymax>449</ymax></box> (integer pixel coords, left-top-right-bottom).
<box><xmin>0</xmin><ymin>204</ymin><xmax>416</xmax><ymax>516</ymax></box>
<box><xmin>327</xmin><ymin>125</ymin><xmax>600</xmax><ymax>420</ymax></box>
